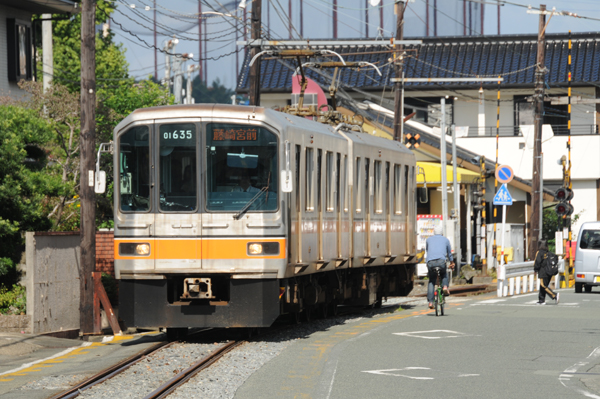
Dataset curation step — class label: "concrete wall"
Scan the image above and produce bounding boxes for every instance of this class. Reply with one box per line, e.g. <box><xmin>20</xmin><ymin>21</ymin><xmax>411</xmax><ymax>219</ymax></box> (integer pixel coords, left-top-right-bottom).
<box><xmin>25</xmin><ymin>232</ymin><xmax>81</xmax><ymax>335</ymax></box>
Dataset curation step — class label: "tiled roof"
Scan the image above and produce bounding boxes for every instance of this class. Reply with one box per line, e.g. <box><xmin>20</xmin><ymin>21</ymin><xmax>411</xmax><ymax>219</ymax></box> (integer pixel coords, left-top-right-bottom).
<box><xmin>237</xmin><ymin>32</ymin><xmax>600</xmax><ymax>92</ymax></box>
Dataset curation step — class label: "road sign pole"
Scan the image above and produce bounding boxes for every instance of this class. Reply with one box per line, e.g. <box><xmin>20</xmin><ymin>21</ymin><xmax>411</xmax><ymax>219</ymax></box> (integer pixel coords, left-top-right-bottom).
<box><xmin>497</xmin><ymin>204</ymin><xmax>508</xmax><ymax>297</ymax></box>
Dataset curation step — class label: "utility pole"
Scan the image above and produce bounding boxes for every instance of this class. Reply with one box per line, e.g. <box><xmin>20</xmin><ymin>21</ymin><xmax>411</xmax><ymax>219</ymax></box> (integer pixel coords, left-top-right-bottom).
<box><xmin>42</xmin><ymin>14</ymin><xmax>52</xmax><ymax>92</ymax></box>
<box><xmin>80</xmin><ymin>0</ymin><xmax>96</xmax><ymax>337</ymax></box>
<box><xmin>333</xmin><ymin>0</ymin><xmax>338</xmax><ymax>39</ymax></box>
<box><xmin>365</xmin><ymin>0</ymin><xmax>369</xmax><ymax>38</ymax></box>
<box><xmin>249</xmin><ymin>0</ymin><xmax>262</xmax><ymax>106</ymax></box>
<box><xmin>198</xmin><ymin>1</ymin><xmax>203</xmax><ymax>83</ymax></box>
<box><xmin>531</xmin><ymin>4</ymin><xmax>546</xmax><ymax>257</ymax></box>
<box><xmin>154</xmin><ymin>0</ymin><xmax>157</xmax><ymax>80</ymax></box>
<box><xmin>393</xmin><ymin>0</ymin><xmax>405</xmax><ymax>142</ymax></box>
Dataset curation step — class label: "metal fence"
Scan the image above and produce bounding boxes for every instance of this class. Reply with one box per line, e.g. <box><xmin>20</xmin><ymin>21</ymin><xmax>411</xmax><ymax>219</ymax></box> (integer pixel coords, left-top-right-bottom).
<box><xmin>459</xmin><ymin>125</ymin><xmax>598</xmax><ymax>138</ymax></box>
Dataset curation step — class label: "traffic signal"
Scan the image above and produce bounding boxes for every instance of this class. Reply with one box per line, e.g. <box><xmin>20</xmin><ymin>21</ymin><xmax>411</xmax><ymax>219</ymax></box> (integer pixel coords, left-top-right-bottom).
<box><xmin>555</xmin><ymin>202</ymin><xmax>574</xmax><ymax>217</ymax></box>
<box><xmin>404</xmin><ymin>132</ymin><xmax>420</xmax><ymax>149</ymax></box>
<box><xmin>554</xmin><ymin>187</ymin><xmax>573</xmax><ymax>201</ymax></box>
<box><xmin>554</xmin><ymin>187</ymin><xmax>574</xmax><ymax>217</ymax></box>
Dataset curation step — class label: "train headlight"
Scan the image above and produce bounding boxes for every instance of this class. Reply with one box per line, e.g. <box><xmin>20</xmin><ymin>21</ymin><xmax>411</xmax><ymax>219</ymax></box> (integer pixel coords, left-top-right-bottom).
<box><xmin>119</xmin><ymin>242</ymin><xmax>151</xmax><ymax>256</ymax></box>
<box><xmin>248</xmin><ymin>243</ymin><xmax>263</xmax><ymax>255</ymax></box>
<box><xmin>247</xmin><ymin>242</ymin><xmax>280</xmax><ymax>256</ymax></box>
<box><xmin>136</xmin><ymin>243</ymin><xmax>150</xmax><ymax>255</ymax></box>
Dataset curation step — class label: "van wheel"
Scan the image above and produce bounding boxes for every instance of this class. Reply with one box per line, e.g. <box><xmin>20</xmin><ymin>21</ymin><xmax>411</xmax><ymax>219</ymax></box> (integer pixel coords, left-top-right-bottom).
<box><xmin>575</xmin><ymin>282</ymin><xmax>583</xmax><ymax>293</ymax></box>
<box><xmin>585</xmin><ymin>285</ymin><xmax>593</xmax><ymax>293</ymax></box>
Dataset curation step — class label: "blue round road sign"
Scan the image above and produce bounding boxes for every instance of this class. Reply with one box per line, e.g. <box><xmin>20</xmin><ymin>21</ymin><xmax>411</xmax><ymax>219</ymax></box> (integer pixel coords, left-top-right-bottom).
<box><xmin>495</xmin><ymin>165</ymin><xmax>514</xmax><ymax>184</ymax></box>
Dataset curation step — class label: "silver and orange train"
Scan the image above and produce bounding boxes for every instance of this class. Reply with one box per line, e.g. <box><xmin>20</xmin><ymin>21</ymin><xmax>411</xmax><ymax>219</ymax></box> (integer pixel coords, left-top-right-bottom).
<box><xmin>113</xmin><ymin>104</ymin><xmax>417</xmax><ymax>334</ymax></box>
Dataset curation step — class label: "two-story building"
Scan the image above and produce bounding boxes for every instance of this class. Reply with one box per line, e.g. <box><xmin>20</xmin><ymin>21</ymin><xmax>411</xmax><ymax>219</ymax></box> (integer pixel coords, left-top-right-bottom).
<box><xmin>1</xmin><ymin>0</ymin><xmax>77</xmax><ymax>100</ymax></box>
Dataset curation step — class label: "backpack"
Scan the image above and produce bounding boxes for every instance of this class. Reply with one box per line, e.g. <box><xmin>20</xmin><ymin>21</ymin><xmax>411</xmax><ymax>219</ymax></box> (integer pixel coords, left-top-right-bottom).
<box><xmin>544</xmin><ymin>252</ymin><xmax>559</xmax><ymax>276</ymax></box>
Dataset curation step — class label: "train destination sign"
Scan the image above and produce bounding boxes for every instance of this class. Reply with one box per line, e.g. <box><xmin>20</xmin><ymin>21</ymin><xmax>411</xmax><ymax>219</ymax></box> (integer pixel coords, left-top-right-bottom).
<box><xmin>212</xmin><ymin>128</ymin><xmax>258</xmax><ymax>141</ymax></box>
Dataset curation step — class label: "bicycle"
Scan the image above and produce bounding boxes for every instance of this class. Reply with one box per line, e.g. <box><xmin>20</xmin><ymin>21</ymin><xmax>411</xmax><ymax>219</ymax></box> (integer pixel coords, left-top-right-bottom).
<box><xmin>431</xmin><ymin>266</ymin><xmax>445</xmax><ymax>316</ymax></box>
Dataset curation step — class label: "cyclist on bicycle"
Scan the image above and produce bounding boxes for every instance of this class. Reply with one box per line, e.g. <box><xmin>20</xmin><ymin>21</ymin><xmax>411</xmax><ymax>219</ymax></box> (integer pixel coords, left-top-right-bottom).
<box><xmin>425</xmin><ymin>224</ymin><xmax>455</xmax><ymax>309</ymax></box>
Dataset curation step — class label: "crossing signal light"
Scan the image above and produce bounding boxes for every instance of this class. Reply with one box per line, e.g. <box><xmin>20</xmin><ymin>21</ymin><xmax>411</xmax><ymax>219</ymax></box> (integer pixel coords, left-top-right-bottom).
<box><xmin>554</xmin><ymin>187</ymin><xmax>573</xmax><ymax>201</ymax></box>
<box><xmin>555</xmin><ymin>202</ymin><xmax>574</xmax><ymax>217</ymax></box>
<box><xmin>404</xmin><ymin>133</ymin><xmax>420</xmax><ymax>149</ymax></box>
<box><xmin>554</xmin><ymin>187</ymin><xmax>574</xmax><ymax>217</ymax></box>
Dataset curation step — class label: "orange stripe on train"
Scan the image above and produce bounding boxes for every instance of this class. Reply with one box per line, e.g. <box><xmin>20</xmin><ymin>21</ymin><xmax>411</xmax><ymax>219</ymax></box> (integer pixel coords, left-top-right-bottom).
<box><xmin>114</xmin><ymin>238</ymin><xmax>286</xmax><ymax>260</ymax></box>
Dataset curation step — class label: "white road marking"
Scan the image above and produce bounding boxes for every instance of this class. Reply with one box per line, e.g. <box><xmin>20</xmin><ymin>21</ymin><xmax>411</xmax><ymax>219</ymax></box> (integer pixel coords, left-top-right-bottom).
<box><xmin>0</xmin><ymin>342</ymin><xmax>93</xmax><ymax>377</ymax></box>
<box><xmin>362</xmin><ymin>367</ymin><xmax>479</xmax><ymax>380</ymax></box>
<box><xmin>559</xmin><ymin>346</ymin><xmax>600</xmax><ymax>399</ymax></box>
<box><xmin>393</xmin><ymin>329</ymin><xmax>473</xmax><ymax>339</ymax></box>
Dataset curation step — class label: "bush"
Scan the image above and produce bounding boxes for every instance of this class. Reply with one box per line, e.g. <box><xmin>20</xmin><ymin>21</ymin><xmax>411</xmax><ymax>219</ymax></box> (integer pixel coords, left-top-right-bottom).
<box><xmin>0</xmin><ymin>284</ymin><xmax>26</xmax><ymax>315</ymax></box>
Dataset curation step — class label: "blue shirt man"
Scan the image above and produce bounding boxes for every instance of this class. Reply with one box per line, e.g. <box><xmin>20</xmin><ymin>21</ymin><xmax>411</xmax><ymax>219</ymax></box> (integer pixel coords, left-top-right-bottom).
<box><xmin>425</xmin><ymin>224</ymin><xmax>455</xmax><ymax>309</ymax></box>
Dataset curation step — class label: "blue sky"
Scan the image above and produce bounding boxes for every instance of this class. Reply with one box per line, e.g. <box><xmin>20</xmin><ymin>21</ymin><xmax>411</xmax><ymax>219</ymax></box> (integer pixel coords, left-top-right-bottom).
<box><xmin>110</xmin><ymin>0</ymin><xmax>600</xmax><ymax>90</ymax></box>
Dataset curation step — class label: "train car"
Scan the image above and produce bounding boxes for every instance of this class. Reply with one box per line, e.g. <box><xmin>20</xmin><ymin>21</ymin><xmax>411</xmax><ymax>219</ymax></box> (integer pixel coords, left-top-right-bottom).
<box><xmin>113</xmin><ymin>104</ymin><xmax>417</xmax><ymax>335</ymax></box>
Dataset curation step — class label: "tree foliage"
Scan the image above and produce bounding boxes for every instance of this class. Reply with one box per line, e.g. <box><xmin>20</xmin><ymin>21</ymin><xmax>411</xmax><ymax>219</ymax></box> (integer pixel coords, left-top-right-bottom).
<box><xmin>542</xmin><ymin>208</ymin><xmax>581</xmax><ymax>252</ymax></box>
<box><xmin>191</xmin><ymin>77</ymin><xmax>235</xmax><ymax>104</ymax></box>
<box><xmin>0</xmin><ymin>106</ymin><xmax>56</xmax><ymax>284</ymax></box>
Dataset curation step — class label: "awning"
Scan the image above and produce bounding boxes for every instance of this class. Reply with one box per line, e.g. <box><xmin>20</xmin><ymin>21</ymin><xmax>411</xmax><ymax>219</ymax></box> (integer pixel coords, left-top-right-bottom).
<box><xmin>416</xmin><ymin>161</ymin><xmax>480</xmax><ymax>186</ymax></box>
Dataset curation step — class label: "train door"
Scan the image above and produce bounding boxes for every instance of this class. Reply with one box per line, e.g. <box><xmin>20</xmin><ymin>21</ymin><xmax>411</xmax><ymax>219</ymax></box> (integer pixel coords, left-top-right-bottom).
<box><xmin>407</xmin><ymin>166</ymin><xmax>416</xmax><ymax>255</ymax></box>
<box><xmin>404</xmin><ymin>165</ymin><xmax>410</xmax><ymax>255</ymax></box>
<box><xmin>154</xmin><ymin>120</ymin><xmax>202</xmax><ymax>270</ymax></box>
<box><xmin>385</xmin><ymin>162</ymin><xmax>392</xmax><ymax>256</ymax></box>
<box><xmin>317</xmin><ymin>149</ymin><xmax>323</xmax><ymax>262</ymax></box>
<box><xmin>353</xmin><ymin>157</ymin><xmax>364</xmax><ymax>265</ymax></box>
<box><xmin>115</xmin><ymin>123</ymin><xmax>155</xmax><ymax>270</ymax></box>
<box><xmin>304</xmin><ymin>147</ymin><xmax>316</xmax><ymax>264</ymax></box>
<box><xmin>365</xmin><ymin>158</ymin><xmax>371</xmax><ymax>258</ymax></box>
<box><xmin>293</xmin><ymin>144</ymin><xmax>302</xmax><ymax>264</ymax></box>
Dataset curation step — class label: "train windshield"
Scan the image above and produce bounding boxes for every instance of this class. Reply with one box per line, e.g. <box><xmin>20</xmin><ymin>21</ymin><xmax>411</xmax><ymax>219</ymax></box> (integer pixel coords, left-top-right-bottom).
<box><xmin>205</xmin><ymin>123</ymin><xmax>278</xmax><ymax>212</ymax></box>
<box><xmin>119</xmin><ymin>125</ymin><xmax>150</xmax><ymax>212</ymax></box>
<box><xmin>158</xmin><ymin>123</ymin><xmax>197</xmax><ymax>212</ymax></box>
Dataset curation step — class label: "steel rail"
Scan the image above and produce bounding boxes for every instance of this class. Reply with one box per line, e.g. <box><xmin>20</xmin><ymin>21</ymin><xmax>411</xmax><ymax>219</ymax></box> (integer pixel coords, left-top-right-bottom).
<box><xmin>143</xmin><ymin>340</ymin><xmax>245</xmax><ymax>399</ymax></box>
<box><xmin>48</xmin><ymin>340</ymin><xmax>172</xmax><ymax>399</ymax></box>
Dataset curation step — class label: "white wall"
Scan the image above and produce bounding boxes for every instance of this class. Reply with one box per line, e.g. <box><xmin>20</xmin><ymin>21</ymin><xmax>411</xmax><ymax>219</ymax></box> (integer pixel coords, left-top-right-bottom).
<box><xmin>0</xmin><ymin>5</ymin><xmax>34</xmax><ymax>100</ymax></box>
<box><xmin>571</xmin><ymin>180</ymin><xmax>598</xmax><ymax>239</ymax></box>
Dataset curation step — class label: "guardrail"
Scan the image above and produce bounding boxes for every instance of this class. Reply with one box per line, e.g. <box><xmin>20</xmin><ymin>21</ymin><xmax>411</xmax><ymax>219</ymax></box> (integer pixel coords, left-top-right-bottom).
<box><xmin>497</xmin><ymin>259</ymin><xmax>563</xmax><ymax>297</ymax></box>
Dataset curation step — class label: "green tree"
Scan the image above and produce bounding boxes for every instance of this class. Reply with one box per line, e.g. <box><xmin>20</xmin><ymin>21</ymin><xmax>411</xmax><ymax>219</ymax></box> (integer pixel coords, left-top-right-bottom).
<box><xmin>191</xmin><ymin>77</ymin><xmax>235</xmax><ymax>104</ymax></box>
<box><xmin>40</xmin><ymin>1</ymin><xmax>130</xmax><ymax>97</ymax></box>
<box><xmin>542</xmin><ymin>208</ymin><xmax>580</xmax><ymax>253</ymax></box>
<box><xmin>0</xmin><ymin>106</ymin><xmax>57</xmax><ymax>285</ymax></box>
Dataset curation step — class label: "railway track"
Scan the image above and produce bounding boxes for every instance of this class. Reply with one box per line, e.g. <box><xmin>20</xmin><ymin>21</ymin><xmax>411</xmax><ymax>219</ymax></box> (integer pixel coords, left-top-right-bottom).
<box><xmin>142</xmin><ymin>340</ymin><xmax>244</xmax><ymax>399</ymax></box>
<box><xmin>47</xmin><ymin>288</ymin><xmax>491</xmax><ymax>399</ymax></box>
<box><xmin>48</xmin><ymin>340</ymin><xmax>172</xmax><ymax>399</ymax></box>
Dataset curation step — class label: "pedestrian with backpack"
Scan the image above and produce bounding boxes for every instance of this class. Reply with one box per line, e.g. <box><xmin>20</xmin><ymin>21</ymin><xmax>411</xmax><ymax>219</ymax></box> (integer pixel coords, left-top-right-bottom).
<box><xmin>533</xmin><ymin>240</ymin><xmax>560</xmax><ymax>305</ymax></box>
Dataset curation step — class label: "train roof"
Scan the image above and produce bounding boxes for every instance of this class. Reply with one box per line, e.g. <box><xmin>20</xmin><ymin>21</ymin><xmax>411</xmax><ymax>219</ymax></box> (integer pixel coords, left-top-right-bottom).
<box><xmin>115</xmin><ymin>104</ymin><xmax>413</xmax><ymax>157</ymax></box>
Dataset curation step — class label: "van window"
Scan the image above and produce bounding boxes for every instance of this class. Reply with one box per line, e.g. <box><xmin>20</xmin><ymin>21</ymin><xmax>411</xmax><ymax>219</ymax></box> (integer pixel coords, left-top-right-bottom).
<box><xmin>579</xmin><ymin>229</ymin><xmax>600</xmax><ymax>250</ymax></box>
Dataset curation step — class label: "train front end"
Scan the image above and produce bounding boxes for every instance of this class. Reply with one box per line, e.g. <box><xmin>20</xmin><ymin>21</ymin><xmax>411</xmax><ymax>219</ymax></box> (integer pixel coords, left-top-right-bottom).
<box><xmin>113</xmin><ymin>105</ymin><xmax>287</xmax><ymax>330</ymax></box>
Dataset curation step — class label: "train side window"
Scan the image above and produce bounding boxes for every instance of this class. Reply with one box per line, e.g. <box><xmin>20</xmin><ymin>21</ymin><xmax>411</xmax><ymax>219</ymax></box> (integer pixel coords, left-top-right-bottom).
<box><xmin>365</xmin><ymin>158</ymin><xmax>370</xmax><ymax>215</ymax></box>
<box><xmin>326</xmin><ymin>151</ymin><xmax>334</xmax><ymax>212</ymax></box>
<box><xmin>342</xmin><ymin>155</ymin><xmax>348</xmax><ymax>213</ymax></box>
<box><xmin>404</xmin><ymin>165</ymin><xmax>410</xmax><ymax>216</ymax></box>
<box><xmin>385</xmin><ymin>162</ymin><xmax>390</xmax><ymax>215</ymax></box>
<box><xmin>295</xmin><ymin>145</ymin><xmax>301</xmax><ymax>213</ymax></box>
<box><xmin>374</xmin><ymin>160</ymin><xmax>382</xmax><ymax>214</ymax></box>
<box><xmin>306</xmin><ymin>147</ymin><xmax>314</xmax><ymax>212</ymax></box>
<box><xmin>317</xmin><ymin>149</ymin><xmax>322</xmax><ymax>212</ymax></box>
<box><xmin>158</xmin><ymin>123</ymin><xmax>197</xmax><ymax>212</ymax></box>
<box><xmin>355</xmin><ymin>157</ymin><xmax>362</xmax><ymax>213</ymax></box>
<box><xmin>119</xmin><ymin>125</ymin><xmax>151</xmax><ymax>212</ymax></box>
<box><xmin>394</xmin><ymin>164</ymin><xmax>402</xmax><ymax>215</ymax></box>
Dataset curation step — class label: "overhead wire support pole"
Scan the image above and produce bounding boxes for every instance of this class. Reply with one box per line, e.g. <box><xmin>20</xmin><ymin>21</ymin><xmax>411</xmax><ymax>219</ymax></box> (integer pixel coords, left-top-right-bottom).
<box><xmin>393</xmin><ymin>0</ymin><xmax>405</xmax><ymax>142</ymax></box>
<box><xmin>249</xmin><ymin>0</ymin><xmax>262</xmax><ymax>106</ymax></box>
<box><xmin>531</xmin><ymin>3</ymin><xmax>547</xmax><ymax>258</ymax></box>
<box><xmin>80</xmin><ymin>0</ymin><xmax>97</xmax><ymax>337</ymax></box>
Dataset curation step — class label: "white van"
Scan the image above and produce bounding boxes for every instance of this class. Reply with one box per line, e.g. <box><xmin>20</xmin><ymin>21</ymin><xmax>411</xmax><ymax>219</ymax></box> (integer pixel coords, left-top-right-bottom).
<box><xmin>574</xmin><ymin>222</ymin><xmax>600</xmax><ymax>293</ymax></box>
